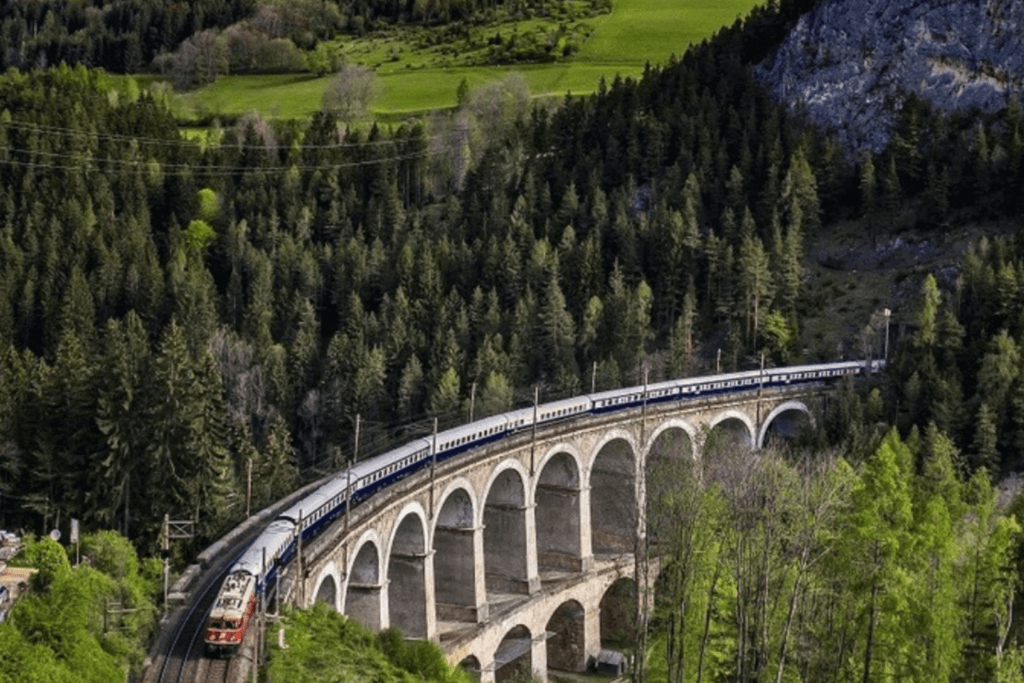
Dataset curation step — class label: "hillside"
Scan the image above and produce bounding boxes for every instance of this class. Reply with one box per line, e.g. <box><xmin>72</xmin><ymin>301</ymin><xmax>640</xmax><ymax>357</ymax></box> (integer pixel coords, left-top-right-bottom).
<box><xmin>756</xmin><ymin>0</ymin><xmax>1024</xmax><ymax>153</ymax></box>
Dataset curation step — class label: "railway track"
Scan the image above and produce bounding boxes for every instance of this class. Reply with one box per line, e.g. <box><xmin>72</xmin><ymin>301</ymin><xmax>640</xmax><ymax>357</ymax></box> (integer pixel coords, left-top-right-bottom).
<box><xmin>196</xmin><ymin>656</ymin><xmax>229</xmax><ymax>683</ymax></box>
<box><xmin>153</xmin><ymin>560</ymin><xmax>233</xmax><ymax>683</ymax></box>
<box><xmin>143</xmin><ymin>524</ymin><xmax>268</xmax><ymax>683</ymax></box>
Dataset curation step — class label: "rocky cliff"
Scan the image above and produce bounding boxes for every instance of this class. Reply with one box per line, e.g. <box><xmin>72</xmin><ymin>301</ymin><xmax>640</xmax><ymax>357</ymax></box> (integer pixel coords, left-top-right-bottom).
<box><xmin>755</xmin><ymin>0</ymin><xmax>1024</xmax><ymax>153</ymax></box>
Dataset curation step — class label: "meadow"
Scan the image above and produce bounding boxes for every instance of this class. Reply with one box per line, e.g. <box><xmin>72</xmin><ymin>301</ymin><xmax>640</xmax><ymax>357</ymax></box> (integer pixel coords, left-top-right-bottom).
<box><xmin>185</xmin><ymin>0</ymin><xmax>763</xmax><ymax>120</ymax></box>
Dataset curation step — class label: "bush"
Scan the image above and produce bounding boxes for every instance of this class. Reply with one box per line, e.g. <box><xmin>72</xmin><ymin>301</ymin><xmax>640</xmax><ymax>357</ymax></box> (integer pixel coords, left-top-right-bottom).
<box><xmin>0</xmin><ymin>532</ymin><xmax>158</xmax><ymax>682</ymax></box>
<box><xmin>266</xmin><ymin>604</ymin><xmax>474</xmax><ymax>683</ymax></box>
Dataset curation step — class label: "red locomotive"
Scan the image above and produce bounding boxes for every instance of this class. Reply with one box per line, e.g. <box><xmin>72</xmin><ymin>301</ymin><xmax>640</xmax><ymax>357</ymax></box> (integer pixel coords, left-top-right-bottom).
<box><xmin>204</xmin><ymin>571</ymin><xmax>256</xmax><ymax>655</ymax></box>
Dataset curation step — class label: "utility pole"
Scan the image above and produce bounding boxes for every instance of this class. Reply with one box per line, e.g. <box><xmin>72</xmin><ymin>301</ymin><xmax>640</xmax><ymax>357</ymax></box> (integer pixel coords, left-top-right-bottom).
<box><xmin>530</xmin><ymin>386</ymin><xmax>539</xmax><ymax>476</ymax></box>
<box><xmin>246</xmin><ymin>458</ymin><xmax>253</xmax><ymax>519</ymax></box>
<box><xmin>469</xmin><ymin>382</ymin><xmax>477</xmax><ymax>423</ymax></box>
<box><xmin>346</xmin><ymin>415</ymin><xmax>359</xmax><ymax>535</ymax></box>
<box><xmin>884</xmin><ymin>308</ymin><xmax>891</xmax><ymax>361</ymax></box>
<box><xmin>162</xmin><ymin>515</ymin><xmax>193</xmax><ymax>616</ymax></box>
<box><xmin>162</xmin><ymin>515</ymin><xmax>169</xmax><ymax>616</ymax></box>
<box><xmin>296</xmin><ymin>510</ymin><xmax>304</xmax><ymax>607</ymax></box>
<box><xmin>430</xmin><ymin>418</ymin><xmax>438</xmax><ymax>516</ymax></box>
<box><xmin>757</xmin><ymin>352</ymin><xmax>765</xmax><ymax>428</ymax></box>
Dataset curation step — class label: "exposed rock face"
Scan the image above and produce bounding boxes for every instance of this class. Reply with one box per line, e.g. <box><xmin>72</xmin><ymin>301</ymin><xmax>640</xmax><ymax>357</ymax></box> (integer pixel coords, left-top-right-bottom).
<box><xmin>755</xmin><ymin>0</ymin><xmax>1024</xmax><ymax>153</ymax></box>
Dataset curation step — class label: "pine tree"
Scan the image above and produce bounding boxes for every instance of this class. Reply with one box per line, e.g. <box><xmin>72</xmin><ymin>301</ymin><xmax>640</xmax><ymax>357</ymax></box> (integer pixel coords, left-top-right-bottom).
<box><xmin>428</xmin><ymin>366</ymin><xmax>461</xmax><ymax>425</ymax></box>
<box><xmin>539</xmin><ymin>265</ymin><xmax>577</xmax><ymax>382</ymax></box>
<box><xmin>397</xmin><ymin>355</ymin><xmax>425</xmax><ymax>422</ymax></box>
<box><xmin>668</xmin><ymin>285</ymin><xmax>697</xmax><ymax>378</ymax></box>
<box><xmin>916</xmin><ymin>274</ymin><xmax>941</xmax><ymax>348</ymax></box>
<box><xmin>93</xmin><ymin>313</ymin><xmax>151</xmax><ymax>537</ymax></box>
<box><xmin>737</xmin><ymin>218</ymin><xmax>772</xmax><ymax>351</ymax></box>
<box><xmin>972</xmin><ymin>402</ymin><xmax>1000</xmax><ymax>476</ymax></box>
<box><xmin>845</xmin><ymin>431</ymin><xmax>915</xmax><ymax>683</ymax></box>
<box><xmin>142</xmin><ymin>321</ymin><xmax>235</xmax><ymax>546</ymax></box>
<box><xmin>860</xmin><ymin>152</ymin><xmax>877</xmax><ymax>216</ymax></box>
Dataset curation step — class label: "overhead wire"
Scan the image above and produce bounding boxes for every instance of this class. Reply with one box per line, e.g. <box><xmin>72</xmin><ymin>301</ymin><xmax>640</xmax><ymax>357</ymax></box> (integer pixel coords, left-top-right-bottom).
<box><xmin>0</xmin><ymin>112</ymin><xmax>468</xmax><ymax>177</ymax></box>
<box><xmin>0</xmin><ymin>117</ymin><xmax>451</xmax><ymax>151</ymax></box>
<box><xmin>0</xmin><ymin>130</ymin><xmax>453</xmax><ymax>177</ymax></box>
<box><xmin>0</xmin><ymin>146</ymin><xmax>441</xmax><ymax>177</ymax></box>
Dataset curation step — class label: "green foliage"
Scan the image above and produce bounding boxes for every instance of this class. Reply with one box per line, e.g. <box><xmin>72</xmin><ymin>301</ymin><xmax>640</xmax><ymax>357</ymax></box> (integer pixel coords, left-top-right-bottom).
<box><xmin>185</xmin><ymin>219</ymin><xmax>217</xmax><ymax>253</ymax></box>
<box><xmin>22</xmin><ymin>536</ymin><xmax>71</xmax><ymax>592</ymax></box>
<box><xmin>646</xmin><ymin>433</ymin><xmax>1024</xmax><ymax>683</ymax></box>
<box><xmin>0</xmin><ymin>532</ymin><xmax>157</xmax><ymax>682</ymax></box>
<box><xmin>266</xmin><ymin>604</ymin><xmax>473</xmax><ymax>683</ymax></box>
<box><xmin>197</xmin><ymin>188</ymin><xmax>220</xmax><ymax>223</ymax></box>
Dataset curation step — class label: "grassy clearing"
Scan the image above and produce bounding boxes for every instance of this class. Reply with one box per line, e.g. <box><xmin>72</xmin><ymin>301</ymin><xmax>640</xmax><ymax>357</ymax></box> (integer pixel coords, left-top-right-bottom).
<box><xmin>184</xmin><ymin>0</ymin><xmax>763</xmax><ymax>120</ymax></box>
<box><xmin>575</xmin><ymin>0</ymin><xmax>756</xmax><ymax>67</ymax></box>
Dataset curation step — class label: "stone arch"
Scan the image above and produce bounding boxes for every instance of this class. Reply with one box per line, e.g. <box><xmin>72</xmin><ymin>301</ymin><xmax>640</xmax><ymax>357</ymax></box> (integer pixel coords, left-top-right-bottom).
<box><xmin>458</xmin><ymin>654</ymin><xmax>482</xmax><ymax>680</ymax></box>
<box><xmin>644</xmin><ymin>421</ymin><xmax>700</xmax><ymax>541</ymax></box>
<box><xmin>535</xmin><ymin>447</ymin><xmax>583</xmax><ymax>574</ymax></box>
<box><xmin>589</xmin><ymin>433</ymin><xmax>637</xmax><ymax>554</ymax></box>
<box><xmin>546</xmin><ymin>599</ymin><xmax>587</xmax><ymax>673</ymax></box>
<box><xmin>495</xmin><ymin>624</ymin><xmax>533</xmax><ymax>682</ymax></box>
<box><xmin>587</xmin><ymin>429</ymin><xmax>639</xmax><ymax>471</ymax></box>
<box><xmin>480</xmin><ymin>458</ymin><xmax>533</xmax><ymax>514</ymax></box>
<box><xmin>645</xmin><ymin>419</ymin><xmax>699</xmax><ymax>462</ymax></box>
<box><xmin>345</xmin><ymin>530</ymin><xmax>384</xmax><ymax>631</ymax></box>
<box><xmin>433</xmin><ymin>483</ymin><xmax>480</xmax><ymax>624</ymax></box>
<box><xmin>535</xmin><ymin>442</ymin><xmax>585</xmax><ymax>483</ymax></box>
<box><xmin>386</xmin><ymin>504</ymin><xmax>429</xmax><ymax>638</ymax></box>
<box><xmin>758</xmin><ymin>400</ymin><xmax>815</xmax><ymax>448</ymax></box>
<box><xmin>707</xmin><ymin>409</ymin><xmax>756</xmax><ymax>453</ymax></box>
<box><xmin>312</xmin><ymin>561</ymin><xmax>341</xmax><ymax>612</ymax></box>
<box><xmin>431</xmin><ymin>477</ymin><xmax>480</xmax><ymax>545</ymax></box>
<box><xmin>599</xmin><ymin>577</ymin><xmax>636</xmax><ymax>649</ymax></box>
<box><xmin>481</xmin><ymin>461</ymin><xmax>531</xmax><ymax>595</ymax></box>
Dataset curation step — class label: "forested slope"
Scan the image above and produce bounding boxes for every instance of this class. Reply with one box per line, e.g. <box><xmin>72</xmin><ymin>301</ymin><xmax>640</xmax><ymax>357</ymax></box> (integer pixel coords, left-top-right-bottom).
<box><xmin>0</xmin><ymin>0</ymin><xmax>1023</xmax><ymax>555</ymax></box>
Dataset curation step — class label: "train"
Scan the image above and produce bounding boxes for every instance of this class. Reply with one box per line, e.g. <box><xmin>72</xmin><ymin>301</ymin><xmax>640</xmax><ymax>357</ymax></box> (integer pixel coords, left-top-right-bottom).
<box><xmin>203</xmin><ymin>358</ymin><xmax>882</xmax><ymax>654</ymax></box>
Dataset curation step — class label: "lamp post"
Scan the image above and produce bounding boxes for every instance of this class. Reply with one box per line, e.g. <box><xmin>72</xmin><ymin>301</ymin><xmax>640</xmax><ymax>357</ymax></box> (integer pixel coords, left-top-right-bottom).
<box><xmin>884</xmin><ymin>308</ymin><xmax>891</xmax><ymax>360</ymax></box>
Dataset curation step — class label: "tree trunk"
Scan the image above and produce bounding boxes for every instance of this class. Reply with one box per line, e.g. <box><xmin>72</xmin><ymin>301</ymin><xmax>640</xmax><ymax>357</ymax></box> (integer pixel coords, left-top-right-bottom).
<box><xmin>696</xmin><ymin>551</ymin><xmax>724</xmax><ymax>683</ymax></box>
<box><xmin>775</xmin><ymin>548</ymin><xmax>809</xmax><ymax>683</ymax></box>
<box><xmin>862</xmin><ymin>581</ymin><xmax>879</xmax><ymax>683</ymax></box>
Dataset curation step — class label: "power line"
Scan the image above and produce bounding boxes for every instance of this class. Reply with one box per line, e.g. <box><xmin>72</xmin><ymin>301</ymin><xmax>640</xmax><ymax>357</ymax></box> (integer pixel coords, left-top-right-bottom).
<box><xmin>1</xmin><ymin>117</ymin><xmax>449</xmax><ymax>151</ymax></box>
<box><xmin>0</xmin><ymin>146</ymin><xmax>441</xmax><ymax>177</ymax></box>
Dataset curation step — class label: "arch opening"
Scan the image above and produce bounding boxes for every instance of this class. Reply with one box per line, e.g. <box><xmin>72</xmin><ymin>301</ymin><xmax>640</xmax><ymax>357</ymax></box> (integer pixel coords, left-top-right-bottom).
<box><xmin>495</xmin><ymin>625</ymin><xmax>533</xmax><ymax>683</ymax></box>
<box><xmin>599</xmin><ymin>578</ymin><xmax>636</xmax><ymax>651</ymax></box>
<box><xmin>388</xmin><ymin>514</ymin><xmax>428</xmax><ymax>638</ymax></box>
<box><xmin>458</xmin><ymin>655</ymin><xmax>482</xmax><ymax>681</ymax></box>
<box><xmin>645</xmin><ymin>428</ymin><xmax>698</xmax><ymax>547</ymax></box>
<box><xmin>706</xmin><ymin>417</ymin><xmax>753</xmax><ymax>458</ymax></box>
<box><xmin>760</xmin><ymin>406</ymin><xmax>813</xmax><ymax>449</ymax></box>
<box><xmin>346</xmin><ymin>541</ymin><xmax>382</xmax><ymax>631</ymax></box>
<box><xmin>484</xmin><ymin>468</ymin><xmax>529</xmax><ymax>595</ymax></box>
<box><xmin>590</xmin><ymin>438</ymin><xmax>636</xmax><ymax>554</ymax></box>
<box><xmin>434</xmin><ymin>488</ymin><xmax>479</xmax><ymax>623</ymax></box>
<box><xmin>536</xmin><ymin>452</ymin><xmax>582</xmax><ymax>574</ymax></box>
<box><xmin>314</xmin><ymin>574</ymin><xmax>337</xmax><ymax>610</ymax></box>
<box><xmin>546</xmin><ymin>600</ymin><xmax>587</xmax><ymax>673</ymax></box>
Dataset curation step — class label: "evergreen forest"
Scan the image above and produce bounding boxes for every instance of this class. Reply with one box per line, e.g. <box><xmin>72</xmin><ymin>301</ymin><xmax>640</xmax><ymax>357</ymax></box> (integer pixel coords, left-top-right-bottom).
<box><xmin>3</xmin><ymin>0</ymin><xmax>1024</xmax><ymax>680</ymax></box>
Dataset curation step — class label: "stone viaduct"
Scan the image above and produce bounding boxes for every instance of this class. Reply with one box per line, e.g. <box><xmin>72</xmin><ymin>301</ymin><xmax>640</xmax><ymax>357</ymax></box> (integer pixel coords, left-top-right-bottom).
<box><xmin>283</xmin><ymin>383</ymin><xmax>828</xmax><ymax>681</ymax></box>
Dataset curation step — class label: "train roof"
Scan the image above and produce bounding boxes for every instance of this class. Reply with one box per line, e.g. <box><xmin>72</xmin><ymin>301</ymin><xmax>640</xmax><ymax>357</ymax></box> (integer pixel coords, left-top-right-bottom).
<box><xmin>209</xmin><ymin>571</ymin><xmax>255</xmax><ymax>619</ymax></box>
<box><xmin>233</xmin><ymin>519</ymin><xmax>295</xmax><ymax>576</ymax></box>
<box><xmin>276</xmin><ymin>475</ymin><xmax>349</xmax><ymax>524</ymax></box>
<box><xmin>538</xmin><ymin>395</ymin><xmax>592</xmax><ymax>411</ymax></box>
<box><xmin>369</xmin><ymin>437</ymin><xmax>433</xmax><ymax>470</ymax></box>
<box><xmin>436</xmin><ymin>415</ymin><xmax>508</xmax><ymax>443</ymax></box>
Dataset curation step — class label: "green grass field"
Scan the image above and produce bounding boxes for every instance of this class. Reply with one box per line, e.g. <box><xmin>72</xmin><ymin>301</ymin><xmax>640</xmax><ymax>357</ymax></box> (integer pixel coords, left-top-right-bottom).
<box><xmin>185</xmin><ymin>0</ymin><xmax>762</xmax><ymax>120</ymax></box>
